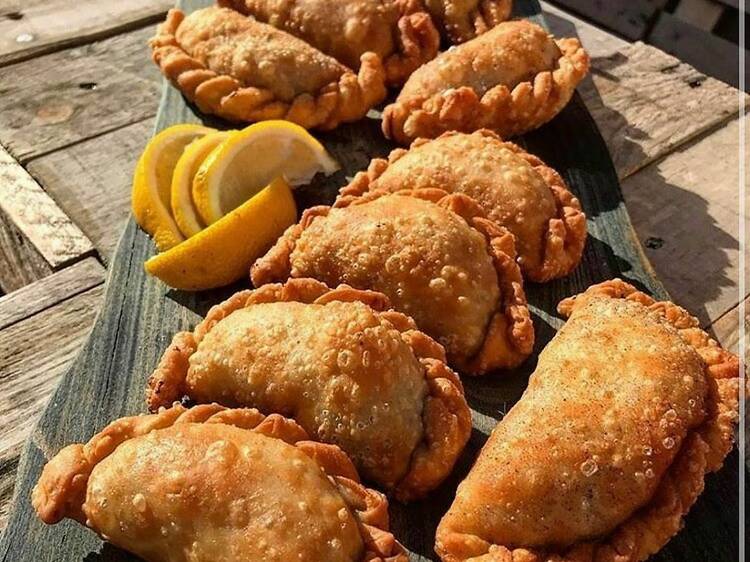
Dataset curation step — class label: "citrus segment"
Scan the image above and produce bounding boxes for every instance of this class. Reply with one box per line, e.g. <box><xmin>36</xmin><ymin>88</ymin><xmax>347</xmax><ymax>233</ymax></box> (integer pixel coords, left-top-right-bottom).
<box><xmin>132</xmin><ymin>123</ymin><xmax>214</xmax><ymax>251</ymax></box>
<box><xmin>171</xmin><ymin>130</ymin><xmax>233</xmax><ymax>238</ymax></box>
<box><xmin>192</xmin><ymin>120</ymin><xmax>338</xmax><ymax>225</ymax></box>
<box><xmin>145</xmin><ymin>177</ymin><xmax>297</xmax><ymax>291</ymax></box>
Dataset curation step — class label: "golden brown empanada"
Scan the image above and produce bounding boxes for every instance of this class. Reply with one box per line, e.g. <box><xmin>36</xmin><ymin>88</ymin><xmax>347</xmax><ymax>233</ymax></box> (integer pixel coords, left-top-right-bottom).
<box><xmin>32</xmin><ymin>404</ymin><xmax>407</xmax><ymax>562</ymax></box>
<box><xmin>382</xmin><ymin>20</ymin><xmax>589</xmax><ymax>144</ymax></box>
<box><xmin>217</xmin><ymin>0</ymin><xmax>440</xmax><ymax>87</ymax></box>
<box><xmin>435</xmin><ymin>279</ymin><xmax>740</xmax><ymax>562</ymax></box>
<box><xmin>146</xmin><ymin>278</ymin><xmax>471</xmax><ymax>500</ymax></box>
<box><xmin>421</xmin><ymin>0</ymin><xmax>512</xmax><ymax>43</ymax></box>
<box><xmin>150</xmin><ymin>7</ymin><xmax>386</xmax><ymax>129</ymax></box>
<box><xmin>252</xmin><ymin>190</ymin><xmax>534</xmax><ymax>374</ymax></box>
<box><xmin>339</xmin><ymin>129</ymin><xmax>587</xmax><ymax>282</ymax></box>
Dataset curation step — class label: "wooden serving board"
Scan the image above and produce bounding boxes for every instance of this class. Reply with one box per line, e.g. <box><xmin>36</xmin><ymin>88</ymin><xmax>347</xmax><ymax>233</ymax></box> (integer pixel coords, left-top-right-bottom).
<box><xmin>0</xmin><ymin>1</ymin><xmax>739</xmax><ymax>560</ymax></box>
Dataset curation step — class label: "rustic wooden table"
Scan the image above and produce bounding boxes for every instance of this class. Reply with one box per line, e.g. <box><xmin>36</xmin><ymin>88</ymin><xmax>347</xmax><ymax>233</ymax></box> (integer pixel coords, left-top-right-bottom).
<box><xmin>0</xmin><ymin>0</ymin><xmax>746</xmax><ymax>533</ymax></box>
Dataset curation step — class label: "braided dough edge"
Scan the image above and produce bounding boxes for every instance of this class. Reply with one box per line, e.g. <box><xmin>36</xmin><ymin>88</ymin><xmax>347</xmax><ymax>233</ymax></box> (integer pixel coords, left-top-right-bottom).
<box><xmin>31</xmin><ymin>403</ymin><xmax>407</xmax><ymax>561</ymax></box>
<box><xmin>337</xmin><ymin>129</ymin><xmax>586</xmax><ymax>282</ymax></box>
<box><xmin>435</xmin><ymin>279</ymin><xmax>740</xmax><ymax>562</ymax></box>
<box><xmin>150</xmin><ymin>9</ymin><xmax>386</xmax><ymax>130</ymax></box>
<box><xmin>381</xmin><ymin>36</ymin><xmax>590</xmax><ymax>144</ymax></box>
<box><xmin>423</xmin><ymin>0</ymin><xmax>513</xmax><ymax>43</ymax></box>
<box><xmin>146</xmin><ymin>278</ymin><xmax>470</xmax><ymax>500</ymax></box>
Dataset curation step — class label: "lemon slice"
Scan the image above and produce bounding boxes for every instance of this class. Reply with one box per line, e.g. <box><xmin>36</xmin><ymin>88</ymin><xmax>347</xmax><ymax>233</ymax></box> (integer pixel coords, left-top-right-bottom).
<box><xmin>171</xmin><ymin>130</ymin><xmax>234</xmax><ymax>238</ymax></box>
<box><xmin>192</xmin><ymin>120</ymin><xmax>338</xmax><ymax>225</ymax></box>
<box><xmin>132</xmin><ymin>123</ymin><xmax>215</xmax><ymax>251</ymax></box>
<box><xmin>145</xmin><ymin>177</ymin><xmax>296</xmax><ymax>291</ymax></box>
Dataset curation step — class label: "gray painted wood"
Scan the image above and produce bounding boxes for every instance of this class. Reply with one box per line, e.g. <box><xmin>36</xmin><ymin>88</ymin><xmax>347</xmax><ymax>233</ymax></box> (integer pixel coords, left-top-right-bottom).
<box><xmin>0</xmin><ymin>0</ymin><xmax>739</xmax><ymax>560</ymax></box>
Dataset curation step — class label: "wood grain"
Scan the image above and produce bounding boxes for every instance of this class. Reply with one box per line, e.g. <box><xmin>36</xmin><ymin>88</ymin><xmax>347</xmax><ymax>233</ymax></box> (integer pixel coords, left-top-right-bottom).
<box><xmin>649</xmin><ymin>11</ymin><xmax>742</xmax><ymax>88</ymax></box>
<box><xmin>580</xmin><ymin>41</ymin><xmax>747</xmax><ymax>180</ymax></box>
<box><xmin>622</xmin><ymin>114</ymin><xmax>748</xmax><ymax>327</ymax></box>
<box><xmin>708</xmin><ymin>296</ymin><xmax>749</xmax><ymax>356</ymax></box>
<box><xmin>0</xmin><ymin>0</ymin><xmax>172</xmax><ymax>67</ymax></box>
<box><xmin>0</xmin><ymin>26</ymin><xmax>161</xmax><ymax>162</ymax></box>
<box><xmin>0</xmin><ymin>258</ymin><xmax>105</xmax><ymax>331</ymax></box>
<box><xmin>0</xmin><ymin>209</ymin><xmax>52</xmax><ymax>295</ymax></box>
<box><xmin>0</xmin><ymin>284</ymin><xmax>104</xmax><ymax>531</ymax></box>
<box><xmin>0</xmin><ymin>146</ymin><xmax>94</xmax><ymax>269</ymax></box>
<box><xmin>26</xmin><ymin>119</ymin><xmax>154</xmax><ymax>261</ymax></box>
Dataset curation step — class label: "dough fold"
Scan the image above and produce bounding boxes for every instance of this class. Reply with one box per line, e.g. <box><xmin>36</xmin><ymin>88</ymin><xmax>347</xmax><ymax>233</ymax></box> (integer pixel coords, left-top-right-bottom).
<box><xmin>435</xmin><ymin>279</ymin><xmax>740</xmax><ymax>562</ymax></box>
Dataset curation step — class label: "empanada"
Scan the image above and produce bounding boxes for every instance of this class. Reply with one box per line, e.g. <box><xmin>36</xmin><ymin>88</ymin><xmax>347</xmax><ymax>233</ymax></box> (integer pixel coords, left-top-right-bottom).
<box><xmin>421</xmin><ymin>0</ymin><xmax>512</xmax><ymax>43</ymax></box>
<box><xmin>217</xmin><ymin>0</ymin><xmax>440</xmax><ymax>86</ymax></box>
<box><xmin>146</xmin><ymin>278</ymin><xmax>471</xmax><ymax>500</ymax></box>
<box><xmin>252</xmin><ymin>190</ymin><xmax>534</xmax><ymax>374</ymax></box>
<box><xmin>339</xmin><ymin>130</ymin><xmax>586</xmax><ymax>282</ymax></box>
<box><xmin>435</xmin><ymin>279</ymin><xmax>740</xmax><ymax>562</ymax></box>
<box><xmin>382</xmin><ymin>20</ymin><xmax>589</xmax><ymax>144</ymax></box>
<box><xmin>150</xmin><ymin>7</ymin><xmax>386</xmax><ymax>129</ymax></box>
<box><xmin>32</xmin><ymin>404</ymin><xmax>407</xmax><ymax>562</ymax></box>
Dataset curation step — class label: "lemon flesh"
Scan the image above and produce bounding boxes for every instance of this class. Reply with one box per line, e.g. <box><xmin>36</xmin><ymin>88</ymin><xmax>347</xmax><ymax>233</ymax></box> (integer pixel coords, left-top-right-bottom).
<box><xmin>145</xmin><ymin>177</ymin><xmax>296</xmax><ymax>291</ymax></box>
<box><xmin>171</xmin><ymin>130</ymin><xmax>233</xmax><ymax>238</ymax></box>
<box><xmin>132</xmin><ymin>124</ymin><xmax>214</xmax><ymax>251</ymax></box>
<box><xmin>193</xmin><ymin>120</ymin><xmax>338</xmax><ymax>225</ymax></box>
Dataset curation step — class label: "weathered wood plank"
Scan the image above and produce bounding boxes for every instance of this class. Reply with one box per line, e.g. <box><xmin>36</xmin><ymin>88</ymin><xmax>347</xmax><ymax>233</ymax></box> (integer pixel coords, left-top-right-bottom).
<box><xmin>0</xmin><ymin>285</ymin><xmax>104</xmax><ymax>531</ymax></box>
<box><xmin>0</xmin><ymin>146</ymin><xmax>94</xmax><ymax>268</ymax></box>
<box><xmin>0</xmin><ymin>0</ymin><xmax>172</xmax><ymax>67</ymax></box>
<box><xmin>708</xmin><ymin>295</ymin><xmax>749</xmax><ymax>355</ymax></box>
<box><xmin>621</xmin><ymin>114</ymin><xmax>748</xmax><ymax>326</ymax></box>
<box><xmin>0</xmin><ymin>258</ymin><xmax>105</xmax><ymax>331</ymax></box>
<box><xmin>0</xmin><ymin>209</ymin><xmax>53</xmax><ymax>295</ymax></box>
<box><xmin>0</xmin><ymin>26</ymin><xmax>161</xmax><ymax>162</ymax></box>
<box><xmin>581</xmin><ymin>41</ymin><xmax>746</xmax><ymax>180</ymax></box>
<box><xmin>649</xmin><ymin>11</ymin><xmax>742</xmax><ymax>89</ymax></box>
<box><xmin>26</xmin><ymin>119</ymin><xmax>154</xmax><ymax>261</ymax></box>
<box><xmin>541</xmin><ymin>4</ymin><xmax>746</xmax><ymax>180</ymax></box>
<box><xmin>547</xmin><ymin>0</ymin><xmax>667</xmax><ymax>40</ymax></box>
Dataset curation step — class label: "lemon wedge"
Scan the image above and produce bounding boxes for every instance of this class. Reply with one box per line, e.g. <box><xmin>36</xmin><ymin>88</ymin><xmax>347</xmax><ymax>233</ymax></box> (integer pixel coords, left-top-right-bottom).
<box><xmin>132</xmin><ymin>124</ymin><xmax>214</xmax><ymax>251</ymax></box>
<box><xmin>192</xmin><ymin>120</ymin><xmax>338</xmax><ymax>225</ymax></box>
<box><xmin>145</xmin><ymin>177</ymin><xmax>296</xmax><ymax>291</ymax></box>
<box><xmin>171</xmin><ymin>130</ymin><xmax>234</xmax><ymax>238</ymax></box>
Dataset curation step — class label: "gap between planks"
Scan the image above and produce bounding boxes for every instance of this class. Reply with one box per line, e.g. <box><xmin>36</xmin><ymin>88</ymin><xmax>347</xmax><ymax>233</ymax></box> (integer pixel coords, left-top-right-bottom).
<box><xmin>0</xmin><ymin>258</ymin><xmax>106</xmax><ymax>331</ymax></box>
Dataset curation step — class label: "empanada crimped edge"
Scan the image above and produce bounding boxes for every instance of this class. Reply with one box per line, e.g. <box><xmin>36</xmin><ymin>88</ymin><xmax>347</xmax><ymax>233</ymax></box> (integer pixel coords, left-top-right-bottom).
<box><xmin>217</xmin><ymin>0</ymin><xmax>441</xmax><ymax>87</ymax></box>
<box><xmin>381</xmin><ymin>30</ymin><xmax>590</xmax><ymax>144</ymax></box>
<box><xmin>251</xmin><ymin>190</ymin><xmax>534</xmax><ymax>374</ymax></box>
<box><xmin>436</xmin><ymin>279</ymin><xmax>740</xmax><ymax>562</ymax></box>
<box><xmin>149</xmin><ymin>9</ymin><xmax>387</xmax><ymax>130</ymax></box>
<box><xmin>146</xmin><ymin>277</ymin><xmax>472</xmax><ymax>501</ymax></box>
<box><xmin>337</xmin><ymin>129</ymin><xmax>587</xmax><ymax>282</ymax></box>
<box><xmin>31</xmin><ymin>403</ymin><xmax>407</xmax><ymax>561</ymax></box>
<box><xmin>423</xmin><ymin>0</ymin><xmax>513</xmax><ymax>44</ymax></box>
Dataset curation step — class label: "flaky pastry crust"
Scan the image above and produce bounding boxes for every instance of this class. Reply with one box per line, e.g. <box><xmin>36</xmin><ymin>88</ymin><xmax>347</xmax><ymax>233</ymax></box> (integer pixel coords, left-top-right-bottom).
<box><xmin>382</xmin><ymin>20</ymin><xmax>590</xmax><ymax>144</ymax></box>
<box><xmin>339</xmin><ymin>129</ymin><xmax>586</xmax><ymax>282</ymax></box>
<box><xmin>421</xmin><ymin>0</ymin><xmax>512</xmax><ymax>43</ymax></box>
<box><xmin>251</xmin><ymin>191</ymin><xmax>533</xmax><ymax>374</ymax></box>
<box><xmin>150</xmin><ymin>7</ymin><xmax>386</xmax><ymax>130</ymax></box>
<box><xmin>32</xmin><ymin>404</ymin><xmax>407</xmax><ymax>562</ymax></box>
<box><xmin>146</xmin><ymin>278</ymin><xmax>471</xmax><ymax>500</ymax></box>
<box><xmin>435</xmin><ymin>279</ymin><xmax>740</xmax><ymax>562</ymax></box>
<box><xmin>217</xmin><ymin>0</ymin><xmax>440</xmax><ymax>87</ymax></box>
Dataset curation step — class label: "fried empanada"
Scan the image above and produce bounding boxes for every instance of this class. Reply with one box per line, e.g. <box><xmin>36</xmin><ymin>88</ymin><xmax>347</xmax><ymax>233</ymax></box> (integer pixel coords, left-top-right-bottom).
<box><xmin>435</xmin><ymin>279</ymin><xmax>740</xmax><ymax>562</ymax></box>
<box><xmin>217</xmin><ymin>0</ymin><xmax>440</xmax><ymax>87</ymax></box>
<box><xmin>32</xmin><ymin>404</ymin><xmax>407</xmax><ymax>562</ymax></box>
<box><xmin>252</xmin><ymin>190</ymin><xmax>534</xmax><ymax>374</ymax></box>
<box><xmin>382</xmin><ymin>20</ymin><xmax>589</xmax><ymax>144</ymax></box>
<box><xmin>339</xmin><ymin>130</ymin><xmax>586</xmax><ymax>282</ymax></box>
<box><xmin>421</xmin><ymin>0</ymin><xmax>512</xmax><ymax>43</ymax></box>
<box><xmin>146</xmin><ymin>278</ymin><xmax>471</xmax><ymax>500</ymax></box>
<box><xmin>150</xmin><ymin>7</ymin><xmax>386</xmax><ymax>129</ymax></box>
